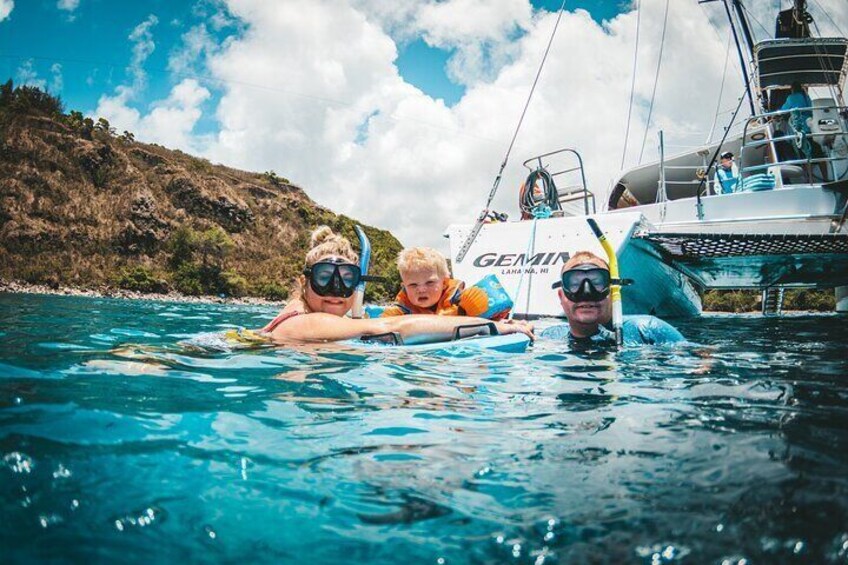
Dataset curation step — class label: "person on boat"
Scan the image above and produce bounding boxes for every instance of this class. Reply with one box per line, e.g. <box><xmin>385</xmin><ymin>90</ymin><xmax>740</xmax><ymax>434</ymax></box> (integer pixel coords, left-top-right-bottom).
<box><xmin>379</xmin><ymin>247</ymin><xmax>505</xmax><ymax>318</ymax></box>
<box><xmin>540</xmin><ymin>251</ymin><xmax>684</xmax><ymax>348</ymax></box>
<box><xmin>712</xmin><ymin>151</ymin><xmax>739</xmax><ymax>194</ymax></box>
<box><xmin>779</xmin><ymin>82</ymin><xmax>829</xmax><ymax>181</ymax></box>
<box><xmin>261</xmin><ymin>227</ymin><xmax>532</xmax><ymax>343</ymax></box>
<box><xmin>781</xmin><ymin>81</ymin><xmax>813</xmax><ymax>119</ymax></box>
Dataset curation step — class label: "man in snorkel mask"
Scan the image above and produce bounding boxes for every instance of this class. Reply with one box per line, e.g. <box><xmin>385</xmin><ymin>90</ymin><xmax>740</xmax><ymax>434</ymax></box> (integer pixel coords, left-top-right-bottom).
<box><xmin>553</xmin><ymin>252</ymin><xmax>614</xmax><ymax>340</ymax></box>
<box><xmin>541</xmin><ymin>251</ymin><xmax>685</xmax><ymax>348</ymax></box>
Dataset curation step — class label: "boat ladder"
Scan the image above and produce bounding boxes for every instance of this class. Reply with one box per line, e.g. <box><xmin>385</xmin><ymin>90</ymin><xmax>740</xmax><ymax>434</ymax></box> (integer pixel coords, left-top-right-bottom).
<box><xmin>761</xmin><ymin>286</ymin><xmax>786</xmax><ymax>316</ymax></box>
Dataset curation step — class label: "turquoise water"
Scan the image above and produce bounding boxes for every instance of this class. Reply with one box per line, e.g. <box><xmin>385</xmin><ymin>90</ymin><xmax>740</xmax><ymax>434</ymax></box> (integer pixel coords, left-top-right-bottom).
<box><xmin>1</xmin><ymin>293</ymin><xmax>847</xmax><ymax>563</ymax></box>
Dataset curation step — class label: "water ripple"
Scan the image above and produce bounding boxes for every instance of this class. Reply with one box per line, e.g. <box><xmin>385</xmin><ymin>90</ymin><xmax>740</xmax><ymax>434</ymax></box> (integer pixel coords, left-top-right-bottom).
<box><xmin>1</xmin><ymin>295</ymin><xmax>846</xmax><ymax>562</ymax></box>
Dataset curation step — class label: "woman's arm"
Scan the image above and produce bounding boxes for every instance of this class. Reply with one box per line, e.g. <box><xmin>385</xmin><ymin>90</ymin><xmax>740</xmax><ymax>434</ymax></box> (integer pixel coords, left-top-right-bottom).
<box><xmin>265</xmin><ymin>313</ymin><xmax>533</xmax><ymax>344</ymax></box>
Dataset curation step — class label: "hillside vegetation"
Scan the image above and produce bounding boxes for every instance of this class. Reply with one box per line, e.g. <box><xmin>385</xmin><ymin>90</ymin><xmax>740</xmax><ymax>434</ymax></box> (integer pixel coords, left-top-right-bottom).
<box><xmin>0</xmin><ymin>81</ymin><xmax>402</xmax><ymax>300</ymax></box>
<box><xmin>702</xmin><ymin>288</ymin><xmax>835</xmax><ymax>313</ymax></box>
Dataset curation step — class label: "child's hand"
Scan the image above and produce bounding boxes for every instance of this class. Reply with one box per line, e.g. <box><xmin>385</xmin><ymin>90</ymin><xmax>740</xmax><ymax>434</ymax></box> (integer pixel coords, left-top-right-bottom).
<box><xmin>495</xmin><ymin>319</ymin><xmax>535</xmax><ymax>341</ymax></box>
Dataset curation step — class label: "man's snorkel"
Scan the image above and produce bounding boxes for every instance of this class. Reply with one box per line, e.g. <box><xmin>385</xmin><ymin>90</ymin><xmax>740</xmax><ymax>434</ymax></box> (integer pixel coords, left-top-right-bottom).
<box><xmin>586</xmin><ymin>218</ymin><xmax>624</xmax><ymax>346</ymax></box>
<box><xmin>352</xmin><ymin>225</ymin><xmax>371</xmax><ymax>319</ymax></box>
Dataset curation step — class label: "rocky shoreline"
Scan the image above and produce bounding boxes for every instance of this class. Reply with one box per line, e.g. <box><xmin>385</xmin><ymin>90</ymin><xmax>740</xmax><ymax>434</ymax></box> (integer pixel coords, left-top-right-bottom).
<box><xmin>0</xmin><ymin>279</ymin><xmax>286</xmax><ymax>308</ymax></box>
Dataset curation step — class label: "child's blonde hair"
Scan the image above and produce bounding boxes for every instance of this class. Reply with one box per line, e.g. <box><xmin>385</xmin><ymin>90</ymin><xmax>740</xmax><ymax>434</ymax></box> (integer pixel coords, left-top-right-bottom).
<box><xmin>397</xmin><ymin>247</ymin><xmax>450</xmax><ymax>279</ymax></box>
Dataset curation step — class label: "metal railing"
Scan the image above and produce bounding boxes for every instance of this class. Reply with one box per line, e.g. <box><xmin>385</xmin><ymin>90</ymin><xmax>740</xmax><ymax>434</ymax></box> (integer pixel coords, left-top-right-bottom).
<box><xmin>656</xmin><ymin>148</ymin><xmax>721</xmax><ymax>197</ymax></box>
<box><xmin>522</xmin><ymin>148</ymin><xmax>596</xmax><ymax>216</ymax></box>
<box><xmin>740</xmin><ymin>103</ymin><xmax>848</xmax><ymax>184</ymax></box>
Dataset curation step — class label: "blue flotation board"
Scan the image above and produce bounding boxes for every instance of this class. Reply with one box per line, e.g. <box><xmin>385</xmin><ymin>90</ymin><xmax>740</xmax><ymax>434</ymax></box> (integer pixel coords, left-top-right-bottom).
<box><xmin>183</xmin><ymin>327</ymin><xmax>530</xmax><ymax>354</ymax></box>
<box><xmin>350</xmin><ymin>332</ymin><xmax>530</xmax><ymax>353</ymax></box>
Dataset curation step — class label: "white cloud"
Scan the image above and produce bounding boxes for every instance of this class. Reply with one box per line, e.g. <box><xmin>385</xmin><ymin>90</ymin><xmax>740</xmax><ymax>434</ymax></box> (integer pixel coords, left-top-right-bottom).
<box><xmin>352</xmin><ymin>0</ymin><xmax>531</xmax><ymax>86</ymax></box>
<box><xmin>128</xmin><ymin>14</ymin><xmax>159</xmax><ymax>90</ymax></box>
<box><xmin>168</xmin><ymin>23</ymin><xmax>219</xmax><ymax>75</ymax></box>
<box><xmin>95</xmin><ymin>79</ymin><xmax>211</xmax><ymax>149</ymax></box>
<box><xmin>86</xmin><ymin>0</ymin><xmax>848</xmax><ymax>252</ymax></box>
<box><xmin>15</xmin><ymin>59</ymin><xmax>46</xmax><ymax>89</ymax></box>
<box><xmin>57</xmin><ymin>0</ymin><xmax>79</xmax><ymax>11</ymax></box>
<box><xmin>50</xmin><ymin>63</ymin><xmax>63</xmax><ymax>93</ymax></box>
<box><xmin>0</xmin><ymin>0</ymin><xmax>13</xmax><ymax>22</ymax></box>
<box><xmin>416</xmin><ymin>0</ymin><xmax>531</xmax><ymax>84</ymax></box>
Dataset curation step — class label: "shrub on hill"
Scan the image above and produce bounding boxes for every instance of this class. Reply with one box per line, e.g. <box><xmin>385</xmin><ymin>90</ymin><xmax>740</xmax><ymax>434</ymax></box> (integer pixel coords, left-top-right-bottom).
<box><xmin>253</xmin><ymin>278</ymin><xmax>289</xmax><ymax>301</ymax></box>
<box><xmin>114</xmin><ymin>265</ymin><xmax>168</xmax><ymax>294</ymax></box>
<box><xmin>0</xmin><ymin>79</ymin><xmax>64</xmax><ymax>118</ymax></box>
<box><xmin>702</xmin><ymin>288</ymin><xmax>836</xmax><ymax>312</ymax></box>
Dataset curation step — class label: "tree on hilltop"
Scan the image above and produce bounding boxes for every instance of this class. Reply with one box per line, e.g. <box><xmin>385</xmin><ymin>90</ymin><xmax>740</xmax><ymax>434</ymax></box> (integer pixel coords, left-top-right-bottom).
<box><xmin>0</xmin><ymin>79</ymin><xmax>64</xmax><ymax>117</ymax></box>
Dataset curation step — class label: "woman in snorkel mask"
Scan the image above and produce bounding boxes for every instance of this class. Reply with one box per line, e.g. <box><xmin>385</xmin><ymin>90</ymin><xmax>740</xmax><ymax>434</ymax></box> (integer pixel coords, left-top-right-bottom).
<box><xmin>261</xmin><ymin>226</ymin><xmax>534</xmax><ymax>344</ymax></box>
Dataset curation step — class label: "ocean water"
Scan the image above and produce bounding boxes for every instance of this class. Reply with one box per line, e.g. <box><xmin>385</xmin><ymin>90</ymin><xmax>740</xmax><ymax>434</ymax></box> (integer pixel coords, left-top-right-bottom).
<box><xmin>1</xmin><ymin>293</ymin><xmax>847</xmax><ymax>563</ymax></box>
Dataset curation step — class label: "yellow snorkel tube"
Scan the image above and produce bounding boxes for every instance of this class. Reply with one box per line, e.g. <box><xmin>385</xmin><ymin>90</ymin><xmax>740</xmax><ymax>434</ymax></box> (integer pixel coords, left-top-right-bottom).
<box><xmin>587</xmin><ymin>218</ymin><xmax>623</xmax><ymax>346</ymax></box>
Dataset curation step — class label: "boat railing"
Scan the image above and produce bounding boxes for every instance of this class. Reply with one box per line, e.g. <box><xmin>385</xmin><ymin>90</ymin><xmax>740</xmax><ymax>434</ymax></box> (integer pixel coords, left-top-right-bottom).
<box><xmin>522</xmin><ymin>148</ymin><xmax>596</xmax><ymax>215</ymax></box>
<box><xmin>739</xmin><ymin>104</ymin><xmax>848</xmax><ymax>183</ymax></box>
<box><xmin>656</xmin><ymin>146</ymin><xmax>721</xmax><ymax>195</ymax></box>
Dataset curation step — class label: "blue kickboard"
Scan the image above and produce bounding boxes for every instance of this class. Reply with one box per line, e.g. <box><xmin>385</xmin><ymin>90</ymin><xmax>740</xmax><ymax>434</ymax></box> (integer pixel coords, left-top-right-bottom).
<box><xmin>351</xmin><ymin>333</ymin><xmax>530</xmax><ymax>353</ymax></box>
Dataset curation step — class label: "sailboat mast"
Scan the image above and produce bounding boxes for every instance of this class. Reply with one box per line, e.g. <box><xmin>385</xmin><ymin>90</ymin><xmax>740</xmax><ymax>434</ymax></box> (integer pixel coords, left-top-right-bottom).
<box><xmin>721</xmin><ymin>0</ymin><xmax>757</xmax><ymax>115</ymax></box>
<box><xmin>730</xmin><ymin>0</ymin><xmax>757</xmax><ymax>60</ymax></box>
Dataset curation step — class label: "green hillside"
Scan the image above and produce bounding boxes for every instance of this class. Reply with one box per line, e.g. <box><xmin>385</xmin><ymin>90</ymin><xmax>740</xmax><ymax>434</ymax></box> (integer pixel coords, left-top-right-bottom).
<box><xmin>0</xmin><ymin>81</ymin><xmax>402</xmax><ymax>301</ymax></box>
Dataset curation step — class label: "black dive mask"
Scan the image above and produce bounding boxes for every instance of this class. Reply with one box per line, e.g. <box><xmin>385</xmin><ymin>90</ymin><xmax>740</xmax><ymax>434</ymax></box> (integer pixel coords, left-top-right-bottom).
<box><xmin>304</xmin><ymin>260</ymin><xmax>362</xmax><ymax>298</ymax></box>
<box><xmin>552</xmin><ymin>265</ymin><xmax>611</xmax><ymax>302</ymax></box>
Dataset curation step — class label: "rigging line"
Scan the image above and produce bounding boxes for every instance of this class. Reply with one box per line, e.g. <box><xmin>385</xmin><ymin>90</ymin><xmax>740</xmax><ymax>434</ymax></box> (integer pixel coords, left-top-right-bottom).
<box><xmin>811</xmin><ymin>19</ymin><xmax>841</xmax><ymax>109</ymax></box>
<box><xmin>726</xmin><ymin>1</ymin><xmax>759</xmax><ymax>115</ymax></box>
<box><xmin>638</xmin><ymin>0</ymin><xmax>670</xmax><ymax>164</ymax></box>
<box><xmin>508</xmin><ymin>217</ymin><xmax>539</xmax><ymax>321</ymax></box>
<box><xmin>454</xmin><ymin>0</ymin><xmax>568</xmax><ymax>264</ymax></box>
<box><xmin>619</xmin><ymin>0</ymin><xmax>642</xmax><ymax>170</ymax></box>
<box><xmin>483</xmin><ymin>0</ymin><xmax>567</xmax><ymax>211</ymax></box>
<box><xmin>696</xmin><ymin>1</ymin><xmax>748</xmax><ymax>87</ymax></box>
<box><xmin>741</xmin><ymin>4</ymin><xmax>772</xmax><ymax>40</ymax></box>
<box><xmin>810</xmin><ymin>0</ymin><xmax>846</xmax><ymax>36</ymax></box>
<box><xmin>707</xmin><ymin>29</ymin><xmax>733</xmax><ymax>144</ymax></box>
<box><xmin>697</xmin><ymin>82</ymin><xmax>752</xmax><ymax>200</ymax></box>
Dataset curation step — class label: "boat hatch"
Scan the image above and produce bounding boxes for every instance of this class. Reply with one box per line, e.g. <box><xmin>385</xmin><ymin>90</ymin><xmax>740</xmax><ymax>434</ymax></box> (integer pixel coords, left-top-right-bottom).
<box><xmin>753</xmin><ymin>38</ymin><xmax>848</xmax><ymax>89</ymax></box>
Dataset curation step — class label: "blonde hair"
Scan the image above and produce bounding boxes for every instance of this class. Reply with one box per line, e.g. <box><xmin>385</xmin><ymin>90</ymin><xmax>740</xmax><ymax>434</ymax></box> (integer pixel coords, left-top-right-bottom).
<box><xmin>397</xmin><ymin>247</ymin><xmax>450</xmax><ymax>279</ymax></box>
<box><xmin>304</xmin><ymin>225</ymin><xmax>358</xmax><ymax>267</ymax></box>
<box><xmin>562</xmin><ymin>250</ymin><xmax>609</xmax><ymax>272</ymax></box>
<box><xmin>293</xmin><ymin>226</ymin><xmax>359</xmax><ymax>307</ymax></box>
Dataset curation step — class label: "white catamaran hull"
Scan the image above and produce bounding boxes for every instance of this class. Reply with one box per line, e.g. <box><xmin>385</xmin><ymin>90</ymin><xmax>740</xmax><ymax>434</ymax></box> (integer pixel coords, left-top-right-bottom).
<box><xmin>447</xmin><ymin>183</ymin><xmax>848</xmax><ymax>318</ymax></box>
<box><xmin>446</xmin><ymin>212</ymin><xmax>702</xmax><ymax>319</ymax></box>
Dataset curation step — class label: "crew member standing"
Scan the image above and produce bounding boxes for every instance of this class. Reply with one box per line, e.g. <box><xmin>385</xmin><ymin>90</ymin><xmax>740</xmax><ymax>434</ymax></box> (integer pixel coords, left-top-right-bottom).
<box><xmin>713</xmin><ymin>151</ymin><xmax>739</xmax><ymax>194</ymax></box>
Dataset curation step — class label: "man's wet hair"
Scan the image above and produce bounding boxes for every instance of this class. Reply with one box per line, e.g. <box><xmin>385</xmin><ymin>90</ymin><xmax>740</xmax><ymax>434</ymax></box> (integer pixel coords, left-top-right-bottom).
<box><xmin>561</xmin><ymin>250</ymin><xmax>609</xmax><ymax>273</ymax></box>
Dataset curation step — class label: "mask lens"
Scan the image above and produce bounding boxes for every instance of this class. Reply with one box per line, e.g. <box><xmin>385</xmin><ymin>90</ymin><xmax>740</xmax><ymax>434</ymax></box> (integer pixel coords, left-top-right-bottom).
<box><xmin>582</xmin><ymin>269</ymin><xmax>610</xmax><ymax>292</ymax></box>
<box><xmin>307</xmin><ymin>262</ymin><xmax>361</xmax><ymax>297</ymax></box>
<box><xmin>311</xmin><ymin>263</ymin><xmax>337</xmax><ymax>287</ymax></box>
<box><xmin>337</xmin><ymin>265</ymin><xmax>359</xmax><ymax>288</ymax></box>
<box><xmin>560</xmin><ymin>267</ymin><xmax>610</xmax><ymax>301</ymax></box>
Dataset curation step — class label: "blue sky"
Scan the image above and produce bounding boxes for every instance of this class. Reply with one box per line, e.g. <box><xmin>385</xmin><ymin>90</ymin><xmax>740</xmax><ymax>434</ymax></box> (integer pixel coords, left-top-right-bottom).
<box><xmin>1</xmin><ymin>0</ymin><xmax>628</xmax><ymax>113</ymax></box>
<box><xmin>0</xmin><ymin>0</ymin><xmax>239</xmax><ymax>134</ymax></box>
